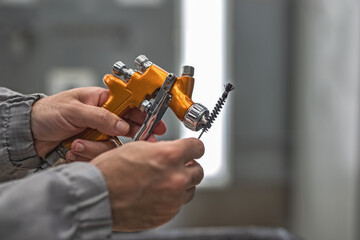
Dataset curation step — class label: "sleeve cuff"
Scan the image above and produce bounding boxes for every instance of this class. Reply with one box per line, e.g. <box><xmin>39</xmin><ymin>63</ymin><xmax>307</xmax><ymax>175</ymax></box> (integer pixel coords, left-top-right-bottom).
<box><xmin>57</xmin><ymin>162</ymin><xmax>112</xmax><ymax>239</ymax></box>
<box><xmin>6</xmin><ymin>92</ymin><xmax>46</xmax><ymax>168</ymax></box>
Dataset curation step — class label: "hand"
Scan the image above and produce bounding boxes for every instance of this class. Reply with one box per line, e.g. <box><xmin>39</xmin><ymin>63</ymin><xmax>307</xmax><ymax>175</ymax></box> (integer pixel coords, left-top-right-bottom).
<box><xmin>91</xmin><ymin>138</ymin><xmax>205</xmax><ymax>232</ymax></box>
<box><xmin>65</xmin><ymin>108</ymin><xmax>167</xmax><ymax>162</ymax></box>
<box><xmin>31</xmin><ymin>87</ymin><xmax>166</xmax><ymax>161</ymax></box>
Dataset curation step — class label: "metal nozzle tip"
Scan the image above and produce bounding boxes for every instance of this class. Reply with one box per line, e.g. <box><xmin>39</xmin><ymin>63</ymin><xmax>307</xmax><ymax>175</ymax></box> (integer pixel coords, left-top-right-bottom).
<box><xmin>183</xmin><ymin>103</ymin><xmax>209</xmax><ymax>131</ymax></box>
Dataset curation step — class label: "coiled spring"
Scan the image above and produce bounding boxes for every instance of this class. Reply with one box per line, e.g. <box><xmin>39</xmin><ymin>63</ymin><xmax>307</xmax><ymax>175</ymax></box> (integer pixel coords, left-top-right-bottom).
<box><xmin>198</xmin><ymin>83</ymin><xmax>235</xmax><ymax>139</ymax></box>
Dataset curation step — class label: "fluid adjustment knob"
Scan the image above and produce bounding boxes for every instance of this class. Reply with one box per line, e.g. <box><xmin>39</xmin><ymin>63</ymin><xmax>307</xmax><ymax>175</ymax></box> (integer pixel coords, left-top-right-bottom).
<box><xmin>135</xmin><ymin>55</ymin><xmax>153</xmax><ymax>73</ymax></box>
<box><xmin>112</xmin><ymin>61</ymin><xmax>134</xmax><ymax>80</ymax></box>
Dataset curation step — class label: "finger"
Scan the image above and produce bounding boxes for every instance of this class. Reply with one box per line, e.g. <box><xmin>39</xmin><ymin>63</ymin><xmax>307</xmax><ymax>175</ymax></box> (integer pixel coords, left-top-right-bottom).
<box><xmin>67</xmin><ymin>103</ymin><xmax>130</xmax><ymax>136</ymax></box>
<box><xmin>146</xmin><ymin>134</ymin><xmax>158</xmax><ymax>142</ymax></box>
<box><xmin>184</xmin><ymin>186</ymin><xmax>196</xmax><ymax>204</ymax></box>
<box><xmin>123</xmin><ymin>109</ymin><xmax>167</xmax><ymax>135</ymax></box>
<box><xmin>152</xmin><ymin>121</ymin><xmax>167</xmax><ymax>135</ymax></box>
<box><xmin>71</xmin><ymin>88</ymin><xmax>167</xmax><ymax>136</ymax></box>
<box><xmin>185</xmin><ymin>160</ymin><xmax>204</xmax><ymax>187</ymax></box>
<box><xmin>124</xmin><ymin>120</ymin><xmax>164</xmax><ymax>139</ymax></box>
<box><xmin>170</xmin><ymin>138</ymin><xmax>205</xmax><ymax>163</ymax></box>
<box><xmin>70</xmin><ymin>139</ymin><xmax>118</xmax><ymax>159</ymax></box>
<box><xmin>98</xmin><ymin>89</ymin><xmax>110</xmax><ymax>106</ymax></box>
<box><xmin>74</xmin><ymin>87</ymin><xmax>110</xmax><ymax>107</ymax></box>
<box><xmin>123</xmin><ymin>120</ymin><xmax>141</xmax><ymax>138</ymax></box>
<box><xmin>66</xmin><ymin>151</ymin><xmax>91</xmax><ymax>163</ymax></box>
<box><xmin>185</xmin><ymin>159</ymin><xmax>197</xmax><ymax>167</ymax></box>
<box><xmin>123</xmin><ymin>108</ymin><xmax>147</xmax><ymax>124</ymax></box>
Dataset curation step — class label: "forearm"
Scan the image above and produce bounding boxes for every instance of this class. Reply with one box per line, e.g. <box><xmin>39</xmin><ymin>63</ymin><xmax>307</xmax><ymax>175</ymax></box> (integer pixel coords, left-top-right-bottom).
<box><xmin>0</xmin><ymin>162</ymin><xmax>112</xmax><ymax>240</ymax></box>
<box><xmin>0</xmin><ymin>87</ymin><xmax>45</xmax><ymax>182</ymax></box>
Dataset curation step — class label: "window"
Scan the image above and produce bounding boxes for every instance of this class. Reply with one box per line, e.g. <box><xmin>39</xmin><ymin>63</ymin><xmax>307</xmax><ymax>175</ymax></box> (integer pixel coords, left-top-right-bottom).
<box><xmin>181</xmin><ymin>0</ymin><xmax>229</xmax><ymax>187</ymax></box>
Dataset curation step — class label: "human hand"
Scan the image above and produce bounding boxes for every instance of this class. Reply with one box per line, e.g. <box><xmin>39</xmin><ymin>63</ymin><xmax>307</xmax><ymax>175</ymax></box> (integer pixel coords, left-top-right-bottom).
<box><xmin>31</xmin><ymin>87</ymin><xmax>166</xmax><ymax>161</ymax></box>
<box><xmin>90</xmin><ymin>138</ymin><xmax>205</xmax><ymax>232</ymax></box>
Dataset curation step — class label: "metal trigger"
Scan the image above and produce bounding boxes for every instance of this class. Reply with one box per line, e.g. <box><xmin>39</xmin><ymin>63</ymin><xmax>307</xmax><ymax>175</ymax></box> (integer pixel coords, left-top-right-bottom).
<box><xmin>134</xmin><ymin>73</ymin><xmax>176</xmax><ymax>141</ymax></box>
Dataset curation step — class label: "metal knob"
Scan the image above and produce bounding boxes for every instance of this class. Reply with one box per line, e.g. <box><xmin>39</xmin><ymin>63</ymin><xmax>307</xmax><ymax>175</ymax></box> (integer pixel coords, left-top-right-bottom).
<box><xmin>135</xmin><ymin>55</ymin><xmax>153</xmax><ymax>72</ymax></box>
<box><xmin>112</xmin><ymin>61</ymin><xmax>126</xmax><ymax>76</ymax></box>
<box><xmin>112</xmin><ymin>61</ymin><xmax>134</xmax><ymax>80</ymax></box>
<box><xmin>181</xmin><ymin>65</ymin><xmax>195</xmax><ymax>77</ymax></box>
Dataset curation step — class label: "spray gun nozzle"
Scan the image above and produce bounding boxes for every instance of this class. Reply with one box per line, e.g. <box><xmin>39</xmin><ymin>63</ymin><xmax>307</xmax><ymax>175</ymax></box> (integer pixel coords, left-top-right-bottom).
<box><xmin>183</xmin><ymin>103</ymin><xmax>209</xmax><ymax>132</ymax></box>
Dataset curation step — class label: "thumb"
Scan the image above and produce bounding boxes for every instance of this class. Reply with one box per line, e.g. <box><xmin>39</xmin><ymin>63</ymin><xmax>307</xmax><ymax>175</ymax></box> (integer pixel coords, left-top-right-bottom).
<box><xmin>69</xmin><ymin>103</ymin><xmax>130</xmax><ymax>136</ymax></box>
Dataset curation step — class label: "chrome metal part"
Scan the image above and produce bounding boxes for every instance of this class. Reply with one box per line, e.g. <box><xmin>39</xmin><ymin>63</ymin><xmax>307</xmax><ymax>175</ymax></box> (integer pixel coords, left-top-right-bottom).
<box><xmin>181</xmin><ymin>65</ymin><xmax>195</xmax><ymax>77</ymax></box>
<box><xmin>112</xmin><ymin>61</ymin><xmax>126</xmax><ymax>76</ymax></box>
<box><xmin>35</xmin><ymin>144</ymin><xmax>68</xmax><ymax>172</ymax></box>
<box><xmin>135</xmin><ymin>55</ymin><xmax>153</xmax><ymax>72</ymax></box>
<box><xmin>183</xmin><ymin>103</ymin><xmax>209</xmax><ymax>131</ymax></box>
<box><xmin>124</xmin><ymin>69</ymin><xmax>135</xmax><ymax>80</ymax></box>
<box><xmin>139</xmin><ymin>99</ymin><xmax>152</xmax><ymax>113</ymax></box>
<box><xmin>134</xmin><ymin>73</ymin><xmax>176</xmax><ymax>141</ymax></box>
<box><xmin>112</xmin><ymin>61</ymin><xmax>134</xmax><ymax>80</ymax></box>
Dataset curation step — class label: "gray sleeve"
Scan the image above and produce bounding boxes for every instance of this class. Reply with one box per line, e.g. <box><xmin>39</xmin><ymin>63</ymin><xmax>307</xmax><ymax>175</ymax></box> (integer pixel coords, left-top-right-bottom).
<box><xmin>0</xmin><ymin>162</ymin><xmax>112</xmax><ymax>240</ymax></box>
<box><xmin>0</xmin><ymin>87</ymin><xmax>46</xmax><ymax>182</ymax></box>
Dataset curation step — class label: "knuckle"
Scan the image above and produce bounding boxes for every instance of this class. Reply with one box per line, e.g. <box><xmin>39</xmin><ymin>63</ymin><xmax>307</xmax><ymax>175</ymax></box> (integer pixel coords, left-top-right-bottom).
<box><xmin>195</xmin><ymin>166</ymin><xmax>204</xmax><ymax>184</ymax></box>
<box><xmin>96</xmin><ymin>108</ymin><xmax>109</xmax><ymax>123</ymax></box>
<box><xmin>152</xmin><ymin>148</ymin><xmax>168</xmax><ymax>163</ymax></box>
<box><xmin>168</xmin><ymin>173</ymin><xmax>187</xmax><ymax>193</ymax></box>
<box><xmin>185</xmin><ymin>187</ymin><xmax>196</xmax><ymax>203</ymax></box>
<box><xmin>156</xmin><ymin>145</ymin><xmax>181</xmax><ymax>164</ymax></box>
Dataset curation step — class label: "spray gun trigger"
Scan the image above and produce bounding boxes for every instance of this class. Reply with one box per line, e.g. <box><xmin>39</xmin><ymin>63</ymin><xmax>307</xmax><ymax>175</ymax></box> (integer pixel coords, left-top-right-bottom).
<box><xmin>134</xmin><ymin>73</ymin><xmax>176</xmax><ymax>141</ymax></box>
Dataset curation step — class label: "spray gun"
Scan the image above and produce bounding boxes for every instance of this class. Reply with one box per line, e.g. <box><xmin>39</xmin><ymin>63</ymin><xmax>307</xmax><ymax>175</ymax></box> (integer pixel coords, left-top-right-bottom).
<box><xmin>38</xmin><ymin>55</ymin><xmax>233</xmax><ymax>170</ymax></box>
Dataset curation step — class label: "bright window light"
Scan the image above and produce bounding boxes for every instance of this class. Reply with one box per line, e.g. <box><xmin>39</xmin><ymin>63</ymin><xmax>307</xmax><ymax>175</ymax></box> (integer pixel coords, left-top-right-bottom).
<box><xmin>181</xmin><ymin>0</ymin><xmax>228</xmax><ymax>186</ymax></box>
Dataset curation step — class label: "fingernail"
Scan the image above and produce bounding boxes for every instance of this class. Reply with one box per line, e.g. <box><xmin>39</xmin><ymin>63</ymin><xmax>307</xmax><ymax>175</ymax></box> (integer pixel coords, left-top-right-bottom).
<box><xmin>116</xmin><ymin>120</ymin><xmax>129</xmax><ymax>134</ymax></box>
<box><xmin>67</xmin><ymin>152</ymin><xmax>76</xmax><ymax>161</ymax></box>
<box><xmin>75</xmin><ymin>143</ymin><xmax>85</xmax><ymax>152</ymax></box>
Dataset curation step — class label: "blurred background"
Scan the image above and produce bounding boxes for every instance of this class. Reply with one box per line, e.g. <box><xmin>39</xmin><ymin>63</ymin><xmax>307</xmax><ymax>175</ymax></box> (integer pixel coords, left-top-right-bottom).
<box><xmin>0</xmin><ymin>0</ymin><xmax>359</xmax><ymax>240</ymax></box>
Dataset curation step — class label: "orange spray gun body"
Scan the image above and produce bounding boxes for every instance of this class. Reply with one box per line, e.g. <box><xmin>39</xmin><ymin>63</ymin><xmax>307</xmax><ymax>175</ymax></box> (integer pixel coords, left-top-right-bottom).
<box><xmin>41</xmin><ymin>55</ymin><xmax>209</xmax><ymax>169</ymax></box>
<box><xmin>63</xmin><ymin>55</ymin><xmax>209</xmax><ymax>149</ymax></box>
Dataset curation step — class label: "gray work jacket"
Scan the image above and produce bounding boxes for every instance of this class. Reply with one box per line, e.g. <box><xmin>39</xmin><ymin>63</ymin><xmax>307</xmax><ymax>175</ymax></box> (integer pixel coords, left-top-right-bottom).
<box><xmin>0</xmin><ymin>87</ymin><xmax>112</xmax><ymax>239</ymax></box>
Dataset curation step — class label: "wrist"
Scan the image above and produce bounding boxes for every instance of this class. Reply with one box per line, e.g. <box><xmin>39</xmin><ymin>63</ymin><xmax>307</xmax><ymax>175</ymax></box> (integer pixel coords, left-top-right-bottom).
<box><xmin>30</xmin><ymin>96</ymin><xmax>57</xmax><ymax>158</ymax></box>
<box><xmin>33</xmin><ymin>139</ymin><xmax>59</xmax><ymax>159</ymax></box>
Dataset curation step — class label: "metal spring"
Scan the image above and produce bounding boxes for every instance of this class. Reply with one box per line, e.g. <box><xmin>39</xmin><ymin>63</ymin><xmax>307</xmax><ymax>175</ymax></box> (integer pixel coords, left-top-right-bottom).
<box><xmin>198</xmin><ymin>83</ymin><xmax>235</xmax><ymax>139</ymax></box>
